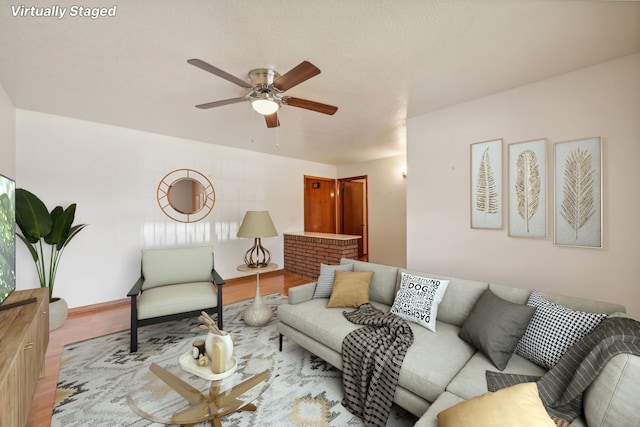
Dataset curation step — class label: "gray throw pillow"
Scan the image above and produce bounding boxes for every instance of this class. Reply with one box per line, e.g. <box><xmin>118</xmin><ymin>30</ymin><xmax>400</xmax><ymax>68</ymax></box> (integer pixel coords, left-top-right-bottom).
<box><xmin>459</xmin><ymin>289</ymin><xmax>536</xmax><ymax>371</ymax></box>
<box><xmin>312</xmin><ymin>263</ymin><xmax>354</xmax><ymax>299</ymax></box>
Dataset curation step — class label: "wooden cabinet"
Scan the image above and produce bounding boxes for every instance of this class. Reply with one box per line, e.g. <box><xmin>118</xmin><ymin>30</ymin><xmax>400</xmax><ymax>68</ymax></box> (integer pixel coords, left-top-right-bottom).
<box><xmin>0</xmin><ymin>288</ymin><xmax>49</xmax><ymax>427</ymax></box>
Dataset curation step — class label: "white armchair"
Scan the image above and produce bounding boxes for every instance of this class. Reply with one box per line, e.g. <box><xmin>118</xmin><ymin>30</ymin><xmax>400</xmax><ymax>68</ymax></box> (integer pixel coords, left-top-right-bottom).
<box><xmin>127</xmin><ymin>245</ymin><xmax>224</xmax><ymax>352</ymax></box>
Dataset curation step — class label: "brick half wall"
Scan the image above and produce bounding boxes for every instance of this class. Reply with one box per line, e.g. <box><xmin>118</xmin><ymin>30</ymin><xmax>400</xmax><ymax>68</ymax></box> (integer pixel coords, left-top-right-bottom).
<box><xmin>284</xmin><ymin>233</ymin><xmax>360</xmax><ymax>279</ymax></box>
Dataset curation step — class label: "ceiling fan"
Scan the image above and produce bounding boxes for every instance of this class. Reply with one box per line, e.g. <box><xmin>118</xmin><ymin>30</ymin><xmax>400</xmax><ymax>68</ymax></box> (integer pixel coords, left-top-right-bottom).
<box><xmin>187</xmin><ymin>59</ymin><xmax>338</xmax><ymax>128</ymax></box>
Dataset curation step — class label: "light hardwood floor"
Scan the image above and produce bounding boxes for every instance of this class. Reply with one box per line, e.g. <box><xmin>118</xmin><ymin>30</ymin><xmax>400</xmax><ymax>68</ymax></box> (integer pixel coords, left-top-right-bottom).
<box><xmin>26</xmin><ymin>270</ymin><xmax>311</xmax><ymax>427</ymax></box>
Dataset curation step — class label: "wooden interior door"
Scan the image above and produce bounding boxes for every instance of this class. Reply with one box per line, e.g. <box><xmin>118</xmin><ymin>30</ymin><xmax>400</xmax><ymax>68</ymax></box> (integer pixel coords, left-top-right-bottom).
<box><xmin>304</xmin><ymin>176</ymin><xmax>336</xmax><ymax>233</ymax></box>
<box><xmin>341</xmin><ymin>179</ymin><xmax>366</xmax><ymax>258</ymax></box>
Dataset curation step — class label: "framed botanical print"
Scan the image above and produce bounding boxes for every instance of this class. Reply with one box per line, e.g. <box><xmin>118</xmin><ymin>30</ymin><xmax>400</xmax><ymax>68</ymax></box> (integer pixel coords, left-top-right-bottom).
<box><xmin>470</xmin><ymin>139</ymin><xmax>503</xmax><ymax>229</ymax></box>
<box><xmin>508</xmin><ymin>139</ymin><xmax>547</xmax><ymax>238</ymax></box>
<box><xmin>554</xmin><ymin>137</ymin><xmax>602</xmax><ymax>248</ymax></box>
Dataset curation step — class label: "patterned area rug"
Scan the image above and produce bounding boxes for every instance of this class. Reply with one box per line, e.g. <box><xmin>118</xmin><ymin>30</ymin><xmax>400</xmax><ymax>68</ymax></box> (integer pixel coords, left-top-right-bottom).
<box><xmin>52</xmin><ymin>294</ymin><xmax>418</xmax><ymax>426</ymax></box>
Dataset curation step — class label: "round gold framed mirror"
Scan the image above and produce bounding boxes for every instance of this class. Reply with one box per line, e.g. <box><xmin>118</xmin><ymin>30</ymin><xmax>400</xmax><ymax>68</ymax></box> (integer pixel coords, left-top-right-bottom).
<box><xmin>157</xmin><ymin>169</ymin><xmax>215</xmax><ymax>223</ymax></box>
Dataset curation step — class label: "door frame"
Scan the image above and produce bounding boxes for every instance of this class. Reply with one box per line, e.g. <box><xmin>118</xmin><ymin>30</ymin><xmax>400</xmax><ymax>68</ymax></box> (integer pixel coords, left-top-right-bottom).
<box><xmin>337</xmin><ymin>175</ymin><xmax>369</xmax><ymax>259</ymax></box>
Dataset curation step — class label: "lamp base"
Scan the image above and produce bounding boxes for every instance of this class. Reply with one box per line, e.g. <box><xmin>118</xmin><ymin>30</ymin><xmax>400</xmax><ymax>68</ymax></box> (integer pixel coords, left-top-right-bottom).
<box><xmin>243</xmin><ymin>291</ymin><xmax>273</xmax><ymax>326</ymax></box>
<box><xmin>244</xmin><ymin>237</ymin><xmax>271</xmax><ymax>268</ymax></box>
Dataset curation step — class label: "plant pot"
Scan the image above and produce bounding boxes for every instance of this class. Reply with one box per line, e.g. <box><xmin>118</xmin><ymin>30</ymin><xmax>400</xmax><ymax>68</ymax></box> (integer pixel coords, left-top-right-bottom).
<box><xmin>49</xmin><ymin>297</ymin><xmax>68</xmax><ymax>331</ymax></box>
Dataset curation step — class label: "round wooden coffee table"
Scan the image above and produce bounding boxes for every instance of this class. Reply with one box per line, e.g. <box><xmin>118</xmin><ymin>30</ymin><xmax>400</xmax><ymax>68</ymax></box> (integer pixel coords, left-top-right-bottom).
<box><xmin>127</xmin><ymin>333</ymin><xmax>277</xmax><ymax>426</ymax></box>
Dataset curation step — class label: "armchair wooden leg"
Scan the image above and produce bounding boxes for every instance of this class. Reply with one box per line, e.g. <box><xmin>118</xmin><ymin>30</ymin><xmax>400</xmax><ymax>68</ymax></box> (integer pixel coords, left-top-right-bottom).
<box><xmin>217</xmin><ymin>285</ymin><xmax>223</xmax><ymax>331</ymax></box>
<box><xmin>131</xmin><ymin>326</ymin><xmax>138</xmax><ymax>353</ymax></box>
<box><xmin>130</xmin><ymin>296</ymin><xmax>138</xmax><ymax>353</ymax></box>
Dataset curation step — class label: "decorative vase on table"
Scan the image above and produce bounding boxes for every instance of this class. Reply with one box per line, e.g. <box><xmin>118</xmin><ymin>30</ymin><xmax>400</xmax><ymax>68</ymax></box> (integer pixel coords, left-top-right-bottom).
<box><xmin>49</xmin><ymin>297</ymin><xmax>68</xmax><ymax>331</ymax></box>
<box><xmin>205</xmin><ymin>331</ymin><xmax>234</xmax><ymax>369</ymax></box>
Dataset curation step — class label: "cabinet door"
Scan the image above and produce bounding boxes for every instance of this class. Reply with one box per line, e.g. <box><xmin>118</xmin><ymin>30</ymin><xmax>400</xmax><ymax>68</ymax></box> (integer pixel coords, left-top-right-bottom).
<box><xmin>1</xmin><ymin>334</ymin><xmax>33</xmax><ymax>427</ymax></box>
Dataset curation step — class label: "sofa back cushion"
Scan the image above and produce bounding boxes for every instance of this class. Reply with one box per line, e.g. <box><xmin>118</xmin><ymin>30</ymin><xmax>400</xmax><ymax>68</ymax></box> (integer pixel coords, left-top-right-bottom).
<box><xmin>142</xmin><ymin>246</ymin><xmax>213</xmax><ymax>290</ymax></box>
<box><xmin>489</xmin><ymin>283</ymin><xmax>626</xmax><ymax>314</ymax></box>
<box><xmin>340</xmin><ymin>258</ymin><xmax>398</xmax><ymax>306</ymax></box>
<box><xmin>399</xmin><ymin>269</ymin><xmax>488</xmax><ymax>327</ymax></box>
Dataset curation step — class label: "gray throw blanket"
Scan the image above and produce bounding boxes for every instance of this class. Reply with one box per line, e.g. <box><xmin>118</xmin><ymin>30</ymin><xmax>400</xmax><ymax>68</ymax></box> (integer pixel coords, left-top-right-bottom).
<box><xmin>486</xmin><ymin>316</ymin><xmax>640</xmax><ymax>423</ymax></box>
<box><xmin>342</xmin><ymin>303</ymin><xmax>414</xmax><ymax>427</ymax></box>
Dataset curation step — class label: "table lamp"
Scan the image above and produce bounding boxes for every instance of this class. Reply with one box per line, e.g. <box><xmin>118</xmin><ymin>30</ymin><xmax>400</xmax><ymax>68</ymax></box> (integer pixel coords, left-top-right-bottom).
<box><xmin>237</xmin><ymin>211</ymin><xmax>278</xmax><ymax>268</ymax></box>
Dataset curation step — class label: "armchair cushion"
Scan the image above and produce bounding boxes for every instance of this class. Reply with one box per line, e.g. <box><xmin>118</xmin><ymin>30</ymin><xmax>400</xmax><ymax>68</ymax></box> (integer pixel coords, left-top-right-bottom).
<box><xmin>137</xmin><ymin>281</ymin><xmax>218</xmax><ymax>320</ymax></box>
<box><xmin>142</xmin><ymin>246</ymin><xmax>214</xmax><ymax>290</ymax></box>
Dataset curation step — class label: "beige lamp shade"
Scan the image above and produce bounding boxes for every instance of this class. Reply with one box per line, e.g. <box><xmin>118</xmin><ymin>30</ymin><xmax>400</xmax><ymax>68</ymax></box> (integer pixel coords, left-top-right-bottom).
<box><xmin>237</xmin><ymin>211</ymin><xmax>277</xmax><ymax>268</ymax></box>
<box><xmin>237</xmin><ymin>211</ymin><xmax>278</xmax><ymax>238</ymax></box>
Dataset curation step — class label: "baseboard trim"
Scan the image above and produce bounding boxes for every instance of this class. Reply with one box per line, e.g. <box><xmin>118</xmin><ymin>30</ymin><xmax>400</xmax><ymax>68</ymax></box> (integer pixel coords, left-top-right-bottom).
<box><xmin>68</xmin><ymin>298</ymin><xmax>129</xmax><ymax>317</ymax></box>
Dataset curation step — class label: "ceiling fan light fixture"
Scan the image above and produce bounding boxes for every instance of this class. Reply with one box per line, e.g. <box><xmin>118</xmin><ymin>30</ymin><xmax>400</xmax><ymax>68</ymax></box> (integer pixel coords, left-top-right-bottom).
<box><xmin>251</xmin><ymin>97</ymin><xmax>280</xmax><ymax>115</ymax></box>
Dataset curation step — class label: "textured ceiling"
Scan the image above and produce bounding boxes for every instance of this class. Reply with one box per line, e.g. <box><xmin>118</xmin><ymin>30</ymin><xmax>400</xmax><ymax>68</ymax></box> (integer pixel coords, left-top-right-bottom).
<box><xmin>1</xmin><ymin>0</ymin><xmax>639</xmax><ymax>165</ymax></box>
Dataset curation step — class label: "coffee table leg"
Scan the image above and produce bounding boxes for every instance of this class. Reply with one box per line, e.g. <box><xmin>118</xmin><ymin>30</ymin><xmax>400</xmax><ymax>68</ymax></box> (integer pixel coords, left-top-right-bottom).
<box><xmin>165</xmin><ymin>369</ymin><xmax>270</xmax><ymax>426</ymax></box>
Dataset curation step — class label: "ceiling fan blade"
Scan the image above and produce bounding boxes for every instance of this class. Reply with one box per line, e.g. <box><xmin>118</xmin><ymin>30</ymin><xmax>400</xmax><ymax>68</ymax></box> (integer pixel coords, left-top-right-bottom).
<box><xmin>187</xmin><ymin>59</ymin><xmax>252</xmax><ymax>89</ymax></box>
<box><xmin>272</xmin><ymin>61</ymin><xmax>321</xmax><ymax>92</ymax></box>
<box><xmin>195</xmin><ymin>97</ymin><xmax>248</xmax><ymax>109</ymax></box>
<box><xmin>283</xmin><ymin>97</ymin><xmax>338</xmax><ymax>115</ymax></box>
<box><xmin>264</xmin><ymin>112</ymin><xmax>280</xmax><ymax>128</ymax></box>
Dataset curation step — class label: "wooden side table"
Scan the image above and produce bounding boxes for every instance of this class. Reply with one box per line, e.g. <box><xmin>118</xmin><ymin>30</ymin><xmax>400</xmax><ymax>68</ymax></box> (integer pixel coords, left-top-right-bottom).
<box><xmin>236</xmin><ymin>263</ymin><xmax>278</xmax><ymax>326</ymax></box>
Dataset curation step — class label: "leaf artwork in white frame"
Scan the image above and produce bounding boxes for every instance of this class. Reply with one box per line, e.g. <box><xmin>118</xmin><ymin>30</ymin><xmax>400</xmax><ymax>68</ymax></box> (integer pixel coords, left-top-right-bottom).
<box><xmin>470</xmin><ymin>139</ymin><xmax>503</xmax><ymax>229</ymax></box>
<box><xmin>508</xmin><ymin>138</ymin><xmax>547</xmax><ymax>238</ymax></box>
<box><xmin>554</xmin><ymin>137</ymin><xmax>603</xmax><ymax>248</ymax></box>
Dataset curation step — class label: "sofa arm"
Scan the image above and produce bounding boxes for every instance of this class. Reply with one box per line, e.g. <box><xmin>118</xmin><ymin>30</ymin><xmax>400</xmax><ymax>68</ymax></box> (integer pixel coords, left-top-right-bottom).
<box><xmin>287</xmin><ymin>282</ymin><xmax>317</xmax><ymax>304</ymax></box>
<box><xmin>584</xmin><ymin>353</ymin><xmax>640</xmax><ymax>427</ymax></box>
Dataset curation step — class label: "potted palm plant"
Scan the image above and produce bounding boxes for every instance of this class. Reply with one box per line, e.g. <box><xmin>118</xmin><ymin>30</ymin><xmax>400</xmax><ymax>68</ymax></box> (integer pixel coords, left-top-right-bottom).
<box><xmin>15</xmin><ymin>188</ymin><xmax>87</xmax><ymax>330</ymax></box>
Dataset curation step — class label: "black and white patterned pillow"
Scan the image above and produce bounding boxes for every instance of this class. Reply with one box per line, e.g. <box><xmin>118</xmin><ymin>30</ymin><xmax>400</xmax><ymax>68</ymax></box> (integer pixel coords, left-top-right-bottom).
<box><xmin>390</xmin><ymin>272</ymin><xmax>449</xmax><ymax>332</ymax></box>
<box><xmin>312</xmin><ymin>263</ymin><xmax>354</xmax><ymax>299</ymax></box>
<box><xmin>515</xmin><ymin>291</ymin><xmax>607</xmax><ymax>369</ymax></box>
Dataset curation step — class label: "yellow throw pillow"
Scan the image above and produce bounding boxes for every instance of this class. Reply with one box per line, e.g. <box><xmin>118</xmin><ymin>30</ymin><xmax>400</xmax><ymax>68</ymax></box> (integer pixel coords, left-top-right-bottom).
<box><xmin>326</xmin><ymin>271</ymin><xmax>373</xmax><ymax>308</ymax></box>
<box><xmin>437</xmin><ymin>382</ymin><xmax>556</xmax><ymax>427</ymax></box>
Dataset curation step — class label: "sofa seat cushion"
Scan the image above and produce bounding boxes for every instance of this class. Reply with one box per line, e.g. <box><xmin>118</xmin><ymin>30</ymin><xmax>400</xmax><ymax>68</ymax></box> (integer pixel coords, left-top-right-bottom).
<box><xmin>446</xmin><ymin>351</ymin><xmax>546</xmax><ymax>400</ymax></box>
<box><xmin>278</xmin><ymin>298</ymin><xmax>476</xmax><ymax>403</ymax></box>
<box><xmin>278</xmin><ymin>298</ymin><xmax>378</xmax><ymax>353</ymax></box>
<box><xmin>137</xmin><ymin>282</ymin><xmax>217</xmax><ymax>320</ymax></box>
<box><xmin>415</xmin><ymin>392</ymin><xmax>465</xmax><ymax>427</ymax></box>
<box><xmin>400</xmin><ymin>321</ymin><xmax>476</xmax><ymax>402</ymax></box>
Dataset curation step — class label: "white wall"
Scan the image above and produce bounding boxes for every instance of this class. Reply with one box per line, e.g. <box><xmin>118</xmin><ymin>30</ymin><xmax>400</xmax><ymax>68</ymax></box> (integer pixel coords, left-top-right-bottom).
<box><xmin>15</xmin><ymin>110</ymin><xmax>336</xmax><ymax>308</ymax></box>
<box><xmin>407</xmin><ymin>53</ymin><xmax>640</xmax><ymax>315</ymax></box>
<box><xmin>338</xmin><ymin>154</ymin><xmax>407</xmax><ymax>267</ymax></box>
<box><xmin>0</xmin><ymin>82</ymin><xmax>15</xmax><ymax>178</ymax></box>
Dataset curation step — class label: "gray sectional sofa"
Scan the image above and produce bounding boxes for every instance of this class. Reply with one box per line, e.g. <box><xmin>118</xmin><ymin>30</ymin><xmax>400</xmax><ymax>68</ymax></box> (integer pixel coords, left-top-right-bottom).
<box><xmin>276</xmin><ymin>259</ymin><xmax>640</xmax><ymax>427</ymax></box>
